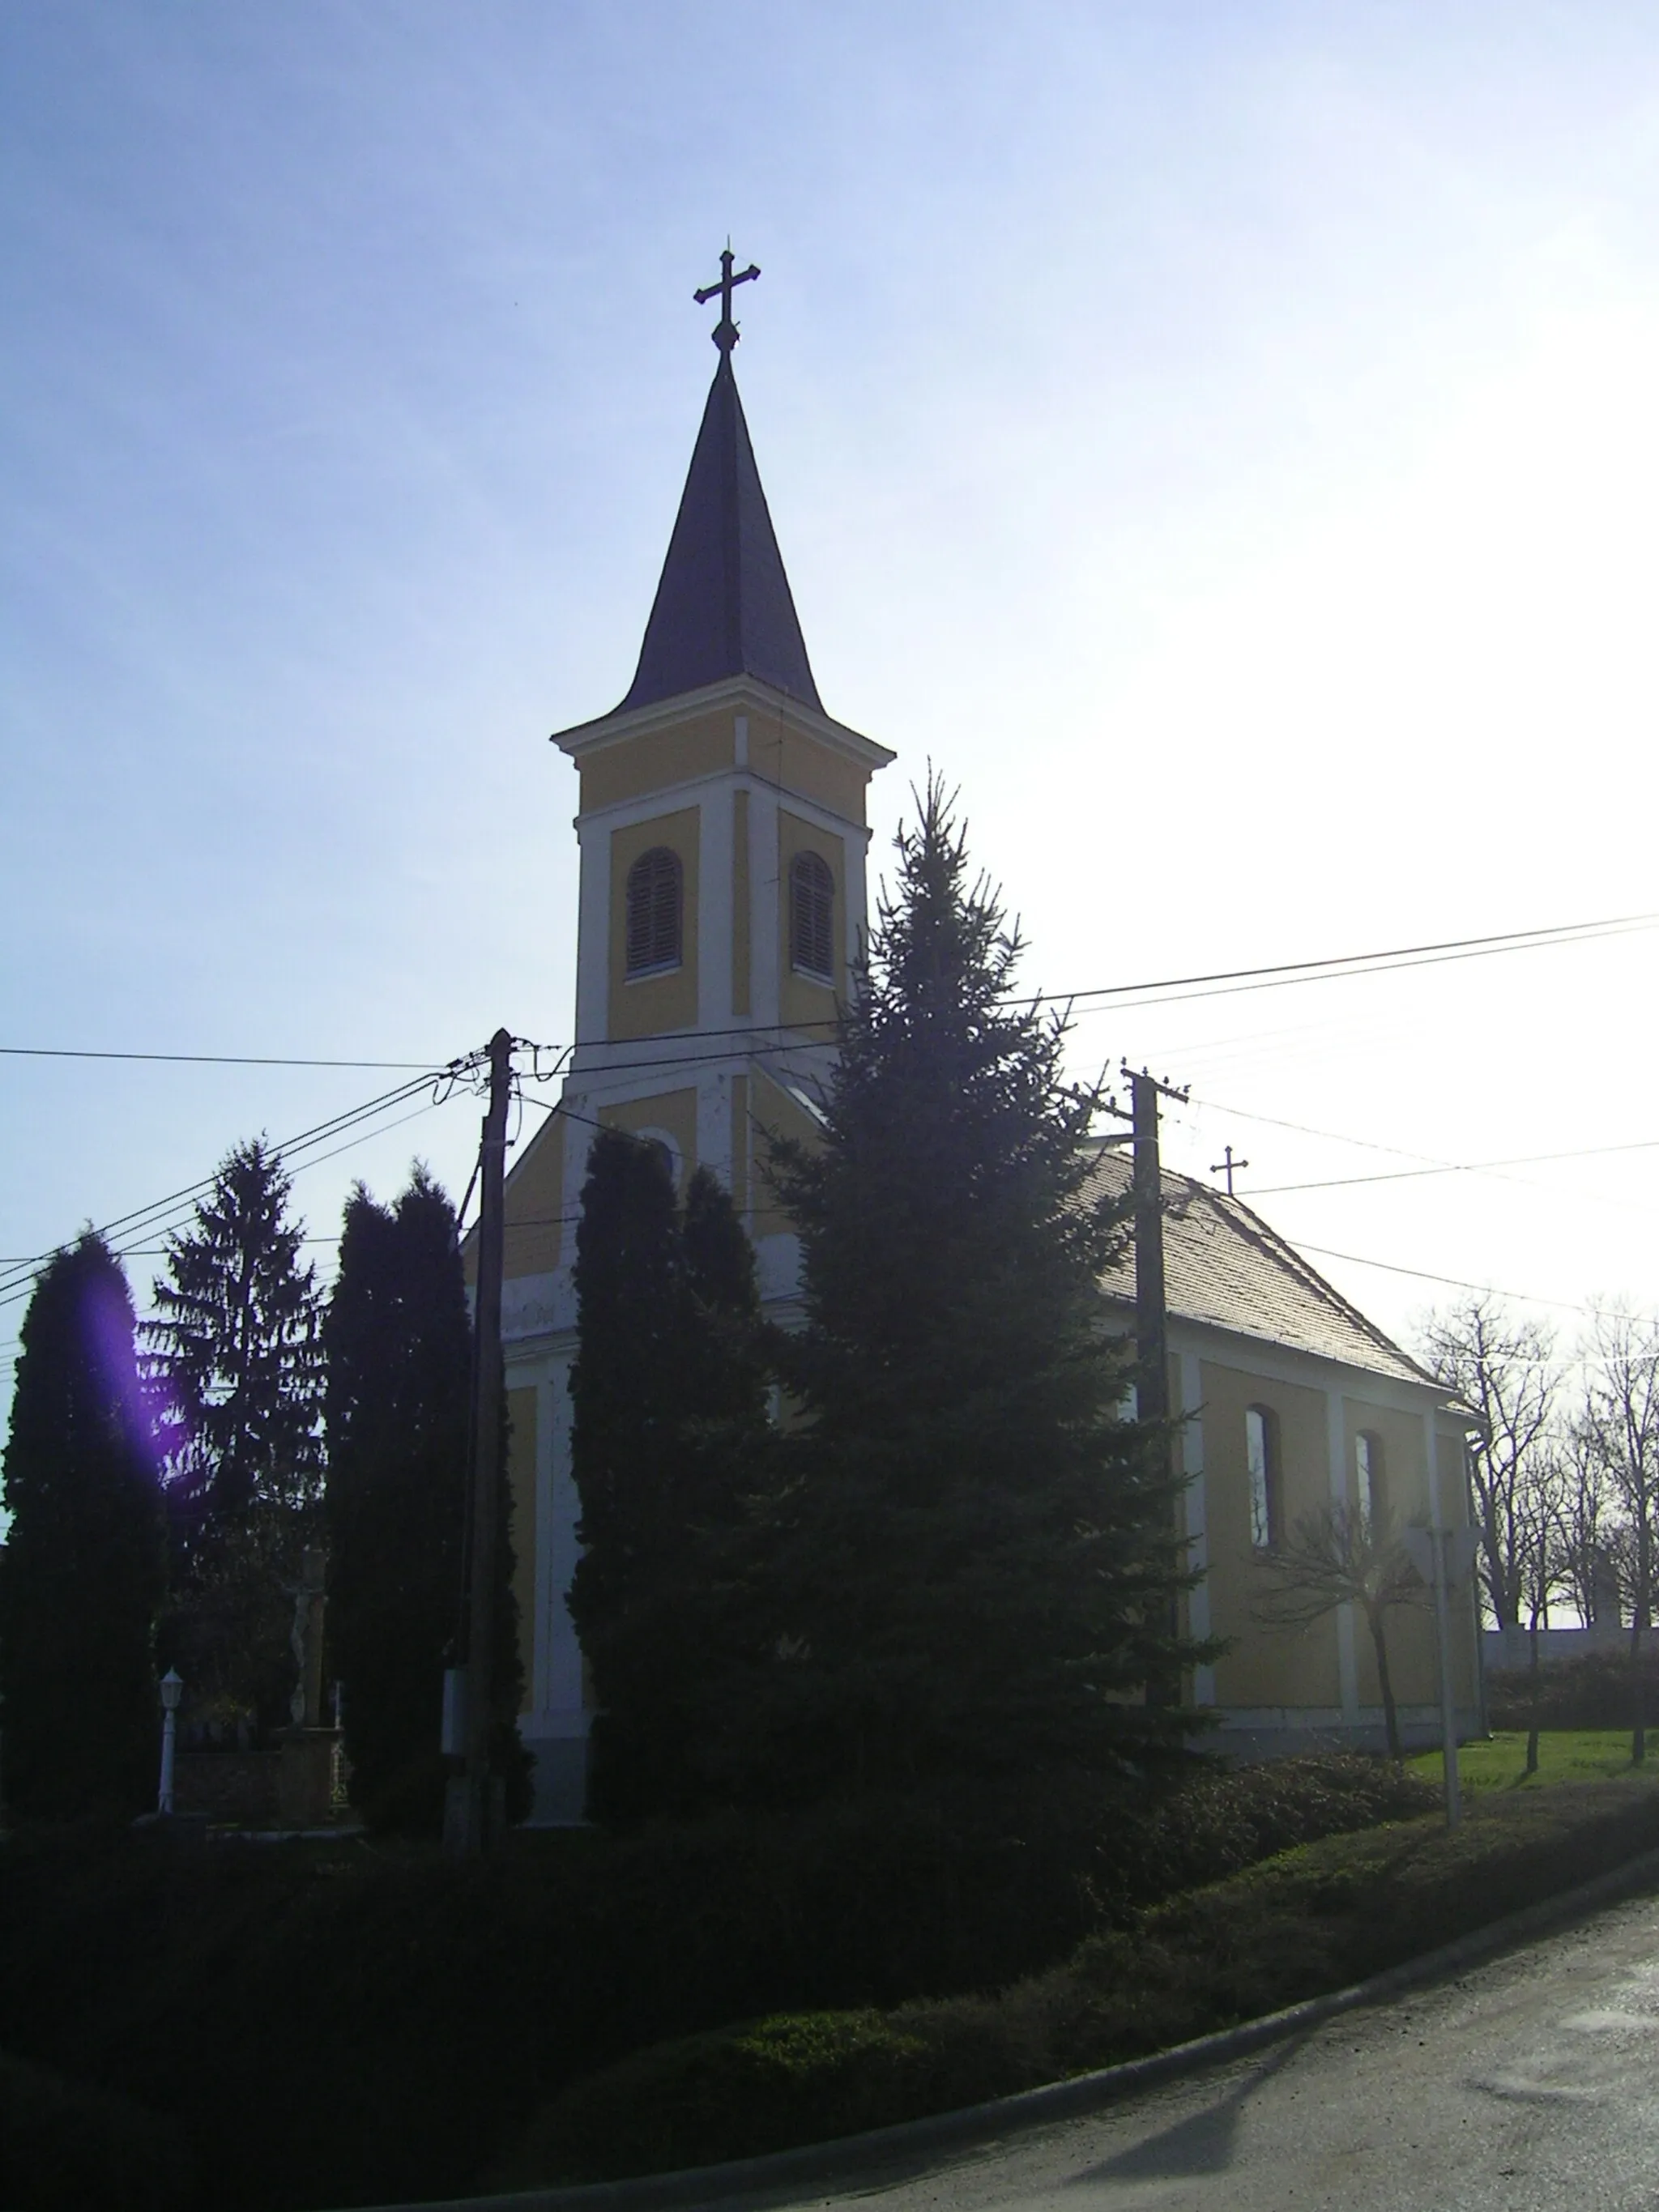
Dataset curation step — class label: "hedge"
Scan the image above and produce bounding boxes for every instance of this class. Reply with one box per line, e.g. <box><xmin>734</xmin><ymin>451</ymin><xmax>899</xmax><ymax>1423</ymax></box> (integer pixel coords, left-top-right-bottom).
<box><xmin>1486</xmin><ymin>1644</ymin><xmax>1657</xmax><ymax>1731</ymax></box>
<box><xmin>499</xmin><ymin>1774</ymin><xmax>1659</xmax><ymax>2188</ymax></box>
<box><xmin>0</xmin><ymin>1756</ymin><xmax>1433</xmax><ymax>2210</ymax></box>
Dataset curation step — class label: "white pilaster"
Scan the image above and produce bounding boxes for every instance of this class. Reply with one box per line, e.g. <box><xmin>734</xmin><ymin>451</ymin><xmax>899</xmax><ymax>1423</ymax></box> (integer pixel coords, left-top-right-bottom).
<box><xmin>1326</xmin><ymin>1387</ymin><xmax>1358</xmax><ymax>1720</ymax></box>
<box><xmin>1179</xmin><ymin>1349</ymin><xmax>1214</xmax><ymax>1703</ymax></box>
<box><xmin>544</xmin><ymin>1354</ymin><xmax>584</xmax><ymax>1720</ymax></box>
<box><xmin>697</xmin><ymin>1069</ymin><xmax>734</xmax><ymax>1190</ymax></box>
<box><xmin>573</xmin><ymin>818</ymin><xmax>611</xmax><ymax>1047</ymax></box>
<box><xmin>532</xmin><ymin>1370</ymin><xmax>557</xmax><ymax>1715</ymax></box>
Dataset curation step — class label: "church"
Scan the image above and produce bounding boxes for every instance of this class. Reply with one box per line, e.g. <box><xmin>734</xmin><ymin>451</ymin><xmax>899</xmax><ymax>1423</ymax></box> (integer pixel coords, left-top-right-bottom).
<box><xmin>480</xmin><ymin>262</ymin><xmax>1482</xmax><ymax>1824</ymax></box>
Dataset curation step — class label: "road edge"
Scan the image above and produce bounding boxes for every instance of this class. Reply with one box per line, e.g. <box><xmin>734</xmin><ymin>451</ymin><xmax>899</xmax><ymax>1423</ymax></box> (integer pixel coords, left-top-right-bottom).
<box><xmin>366</xmin><ymin>1836</ymin><xmax>1659</xmax><ymax>2212</ymax></box>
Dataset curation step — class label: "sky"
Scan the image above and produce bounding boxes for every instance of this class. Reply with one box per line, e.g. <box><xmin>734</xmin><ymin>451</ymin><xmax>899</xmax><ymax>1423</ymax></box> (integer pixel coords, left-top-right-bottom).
<box><xmin>6</xmin><ymin>1</ymin><xmax>1659</xmax><ymax>1424</ymax></box>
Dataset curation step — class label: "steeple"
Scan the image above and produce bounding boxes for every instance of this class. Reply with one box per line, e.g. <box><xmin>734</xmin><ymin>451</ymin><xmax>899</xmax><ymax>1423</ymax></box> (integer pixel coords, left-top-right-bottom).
<box><xmin>616</xmin><ymin>350</ymin><xmax>822</xmax><ymax>716</ymax></box>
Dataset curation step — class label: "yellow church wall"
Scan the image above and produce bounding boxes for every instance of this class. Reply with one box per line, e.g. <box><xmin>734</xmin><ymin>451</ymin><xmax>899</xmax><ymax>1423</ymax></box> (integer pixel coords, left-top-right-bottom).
<box><xmin>579</xmin><ymin>712</ymin><xmax>734</xmax><ymax>812</ymax></box>
<box><xmin>1341</xmin><ymin>1398</ymin><xmax>1435</xmax><ymax>1707</ymax></box>
<box><xmin>1201</xmin><ymin>1360</ymin><xmax>1341</xmax><ymax>1709</ymax></box>
<box><xmin>748</xmin><ymin>1066</ymin><xmax>825</xmax><ymax>1238</ymax></box>
<box><xmin>732</xmin><ymin>789</ymin><xmax>752</xmax><ymax>1016</ymax></box>
<box><xmin>599</xmin><ymin>1088</ymin><xmax>699</xmax><ymax>1191</ymax></box>
<box><xmin>507</xmin><ymin>1385</ymin><xmax>538</xmax><ymax>1718</ymax></box>
<box><xmin>750</xmin><ymin>718</ymin><xmax>869</xmax><ymax>823</ymax></box>
<box><xmin>498</xmin><ymin>1113</ymin><xmax>565</xmax><ymax>1281</ymax></box>
<box><xmin>778</xmin><ymin>810</ymin><xmax>845</xmax><ymax>1034</ymax></box>
<box><xmin>608</xmin><ymin>808</ymin><xmax>701</xmax><ymax>1039</ymax></box>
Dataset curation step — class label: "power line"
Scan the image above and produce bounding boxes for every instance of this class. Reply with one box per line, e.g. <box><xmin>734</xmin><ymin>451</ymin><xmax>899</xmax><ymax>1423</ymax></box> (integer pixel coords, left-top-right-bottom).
<box><xmin>0</xmin><ymin>1059</ymin><xmax>482</xmax><ymax>1310</ymax></box>
<box><xmin>0</xmin><ymin>1046</ymin><xmax>442</xmax><ymax>1069</ymax></box>
<box><xmin>4</xmin><ymin>908</ymin><xmax>1650</xmax><ymax>1076</ymax></box>
<box><xmin>1059</xmin><ymin>911</ymin><xmax>1657</xmax><ymax>1013</ymax></box>
<box><xmin>1243</xmin><ymin>1137</ymin><xmax>1659</xmax><ymax>1197</ymax></box>
<box><xmin>1285</xmin><ymin>1238</ymin><xmax>1594</xmax><ymax>1315</ymax></box>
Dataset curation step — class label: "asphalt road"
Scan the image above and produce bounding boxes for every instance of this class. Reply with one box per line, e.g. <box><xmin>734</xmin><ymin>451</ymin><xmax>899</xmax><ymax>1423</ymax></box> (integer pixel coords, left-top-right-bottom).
<box><xmin>757</xmin><ymin>1882</ymin><xmax>1659</xmax><ymax>2212</ymax></box>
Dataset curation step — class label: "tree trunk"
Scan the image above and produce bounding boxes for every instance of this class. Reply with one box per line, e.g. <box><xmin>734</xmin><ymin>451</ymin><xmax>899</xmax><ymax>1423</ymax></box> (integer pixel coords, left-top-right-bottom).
<box><xmin>1367</xmin><ymin>1602</ymin><xmax>1402</xmax><ymax>1759</ymax></box>
<box><xmin>1633</xmin><ymin>1609</ymin><xmax>1648</xmax><ymax>1767</ymax></box>
<box><xmin>1635</xmin><ymin>1519</ymin><xmax>1650</xmax><ymax>1768</ymax></box>
<box><xmin>1525</xmin><ymin>1595</ymin><xmax>1542</xmax><ymax>1777</ymax></box>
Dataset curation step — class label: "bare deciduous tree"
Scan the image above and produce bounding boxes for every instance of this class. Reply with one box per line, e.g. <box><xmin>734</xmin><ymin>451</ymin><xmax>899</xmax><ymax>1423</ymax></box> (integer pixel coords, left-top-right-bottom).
<box><xmin>1511</xmin><ymin>1448</ymin><xmax>1571</xmax><ymax>1775</ymax></box>
<box><xmin>1555</xmin><ymin>1420</ymin><xmax>1617</xmax><ymax>1632</ymax></box>
<box><xmin>1577</xmin><ymin>1303</ymin><xmax>1659</xmax><ymax>1765</ymax></box>
<box><xmin>1418</xmin><ymin>1294</ymin><xmax>1559</xmax><ymax>1631</ymax></box>
<box><xmin>1255</xmin><ymin>1504</ymin><xmax>1425</xmax><ymax>1758</ymax></box>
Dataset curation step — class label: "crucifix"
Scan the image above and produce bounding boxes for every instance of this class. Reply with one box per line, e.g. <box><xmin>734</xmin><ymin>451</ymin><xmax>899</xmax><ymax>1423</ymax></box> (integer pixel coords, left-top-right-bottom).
<box><xmin>694</xmin><ymin>244</ymin><xmax>761</xmax><ymax>354</ymax></box>
<box><xmin>1210</xmin><ymin>1144</ymin><xmax>1249</xmax><ymax>1196</ymax></box>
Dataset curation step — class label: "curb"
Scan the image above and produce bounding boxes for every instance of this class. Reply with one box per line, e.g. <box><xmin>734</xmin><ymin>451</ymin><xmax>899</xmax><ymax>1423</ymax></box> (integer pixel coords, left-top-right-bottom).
<box><xmin>360</xmin><ymin>1837</ymin><xmax>1659</xmax><ymax>2212</ymax></box>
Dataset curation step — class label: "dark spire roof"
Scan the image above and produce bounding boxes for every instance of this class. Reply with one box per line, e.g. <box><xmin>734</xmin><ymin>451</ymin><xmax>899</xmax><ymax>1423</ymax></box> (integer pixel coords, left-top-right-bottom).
<box><xmin>616</xmin><ymin>354</ymin><xmax>822</xmax><ymax>716</ymax></box>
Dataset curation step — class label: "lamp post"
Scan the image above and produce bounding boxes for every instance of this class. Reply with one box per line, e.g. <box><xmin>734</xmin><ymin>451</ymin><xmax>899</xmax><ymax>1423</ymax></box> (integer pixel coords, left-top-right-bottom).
<box><xmin>157</xmin><ymin>1669</ymin><xmax>183</xmax><ymax>1816</ymax></box>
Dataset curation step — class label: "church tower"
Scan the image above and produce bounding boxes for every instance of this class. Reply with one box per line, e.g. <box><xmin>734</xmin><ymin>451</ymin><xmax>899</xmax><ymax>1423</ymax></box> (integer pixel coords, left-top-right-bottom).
<box><xmin>493</xmin><ymin>260</ymin><xmax>893</xmax><ymax>1821</ymax></box>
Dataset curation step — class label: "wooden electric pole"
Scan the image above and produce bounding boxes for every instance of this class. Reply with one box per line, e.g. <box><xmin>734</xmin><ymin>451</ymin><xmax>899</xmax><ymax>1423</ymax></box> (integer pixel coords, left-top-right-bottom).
<box><xmin>1126</xmin><ymin>1066</ymin><xmax>1188</xmax><ymax>1429</ymax></box>
<box><xmin>452</xmin><ymin>1026</ymin><xmax>513</xmax><ymax>1856</ymax></box>
<box><xmin>1125</xmin><ymin>1064</ymin><xmax>1190</xmax><ymax>1709</ymax></box>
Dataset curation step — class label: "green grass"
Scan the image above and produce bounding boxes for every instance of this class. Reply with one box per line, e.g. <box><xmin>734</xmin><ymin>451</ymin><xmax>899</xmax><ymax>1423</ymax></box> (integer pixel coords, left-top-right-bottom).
<box><xmin>1409</xmin><ymin>1730</ymin><xmax>1648</xmax><ymax>1792</ymax></box>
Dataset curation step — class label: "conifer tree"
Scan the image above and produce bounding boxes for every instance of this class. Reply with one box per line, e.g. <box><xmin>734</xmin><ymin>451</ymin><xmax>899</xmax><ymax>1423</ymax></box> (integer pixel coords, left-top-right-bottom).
<box><xmin>325</xmin><ymin>1170</ymin><xmax>531</xmax><ymax>1829</ymax></box>
<box><xmin>146</xmin><ymin>1137</ymin><xmax>324</xmax><ymax>1733</ymax></box>
<box><xmin>568</xmin><ymin>1133</ymin><xmax>768</xmax><ymax>1822</ymax></box>
<box><xmin>737</xmin><ymin>778</ymin><xmax>1205</xmax><ymax>1801</ymax></box>
<box><xmin>148</xmin><ymin>1137</ymin><xmax>323</xmax><ymax>1534</ymax></box>
<box><xmin>0</xmin><ymin>1237</ymin><xmax>166</xmax><ymax>1816</ymax></box>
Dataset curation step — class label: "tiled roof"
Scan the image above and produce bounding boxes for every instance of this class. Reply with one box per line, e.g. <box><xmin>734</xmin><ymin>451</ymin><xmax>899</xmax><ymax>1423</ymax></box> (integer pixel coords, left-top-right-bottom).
<box><xmin>1083</xmin><ymin>1147</ymin><xmax>1439</xmax><ymax>1389</ymax></box>
<box><xmin>616</xmin><ymin>354</ymin><xmax>821</xmax><ymax>715</ymax></box>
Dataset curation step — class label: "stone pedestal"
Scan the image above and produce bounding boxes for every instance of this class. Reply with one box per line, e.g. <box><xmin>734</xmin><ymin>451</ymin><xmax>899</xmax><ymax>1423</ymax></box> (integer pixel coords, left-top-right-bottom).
<box><xmin>275</xmin><ymin>1728</ymin><xmax>342</xmax><ymax>1830</ymax></box>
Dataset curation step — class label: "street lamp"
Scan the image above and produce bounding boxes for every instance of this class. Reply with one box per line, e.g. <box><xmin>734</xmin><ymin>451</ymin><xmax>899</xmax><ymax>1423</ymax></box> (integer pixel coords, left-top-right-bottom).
<box><xmin>157</xmin><ymin>1669</ymin><xmax>183</xmax><ymax>1816</ymax></box>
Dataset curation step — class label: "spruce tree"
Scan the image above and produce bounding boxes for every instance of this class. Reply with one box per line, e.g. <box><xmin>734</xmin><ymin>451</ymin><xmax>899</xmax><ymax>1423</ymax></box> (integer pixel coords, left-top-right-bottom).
<box><xmin>146</xmin><ymin>1138</ymin><xmax>324</xmax><ymax>1736</ymax></box>
<box><xmin>740</xmin><ymin>778</ymin><xmax>1205</xmax><ymax>1801</ymax></box>
<box><xmin>568</xmin><ymin>1133</ymin><xmax>768</xmax><ymax>1822</ymax></box>
<box><xmin>0</xmin><ymin>1237</ymin><xmax>166</xmax><ymax>1816</ymax></box>
<box><xmin>325</xmin><ymin>1170</ymin><xmax>531</xmax><ymax>1830</ymax></box>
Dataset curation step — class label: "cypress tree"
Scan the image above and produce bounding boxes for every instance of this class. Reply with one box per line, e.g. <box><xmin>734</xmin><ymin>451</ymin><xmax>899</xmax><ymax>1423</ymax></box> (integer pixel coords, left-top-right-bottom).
<box><xmin>568</xmin><ymin>1134</ymin><xmax>768</xmax><ymax>1822</ymax></box>
<box><xmin>0</xmin><ymin>1237</ymin><xmax>166</xmax><ymax>1817</ymax></box>
<box><xmin>737</xmin><ymin>778</ymin><xmax>1205</xmax><ymax>1801</ymax></box>
<box><xmin>324</xmin><ymin>1170</ymin><xmax>531</xmax><ymax>1831</ymax></box>
<box><xmin>680</xmin><ymin>1163</ymin><xmax>770</xmax><ymax>1501</ymax></box>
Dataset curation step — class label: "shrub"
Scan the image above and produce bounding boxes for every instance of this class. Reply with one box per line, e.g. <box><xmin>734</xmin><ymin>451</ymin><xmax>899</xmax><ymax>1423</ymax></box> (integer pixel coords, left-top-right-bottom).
<box><xmin>1486</xmin><ymin>1647</ymin><xmax>1659</xmax><ymax>1731</ymax></box>
<box><xmin>0</xmin><ymin>2048</ymin><xmax>194</xmax><ymax>2211</ymax></box>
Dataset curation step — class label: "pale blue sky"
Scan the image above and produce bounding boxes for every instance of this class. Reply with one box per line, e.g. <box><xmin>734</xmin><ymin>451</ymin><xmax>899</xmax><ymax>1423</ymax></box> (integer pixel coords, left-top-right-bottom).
<box><xmin>6</xmin><ymin>2</ymin><xmax>1659</xmax><ymax>1412</ymax></box>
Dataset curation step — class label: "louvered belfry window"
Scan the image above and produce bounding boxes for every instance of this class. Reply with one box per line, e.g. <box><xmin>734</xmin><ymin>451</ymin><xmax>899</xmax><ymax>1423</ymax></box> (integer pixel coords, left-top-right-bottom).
<box><xmin>790</xmin><ymin>850</ymin><xmax>835</xmax><ymax>981</ymax></box>
<box><xmin>625</xmin><ymin>846</ymin><xmax>682</xmax><ymax>975</ymax></box>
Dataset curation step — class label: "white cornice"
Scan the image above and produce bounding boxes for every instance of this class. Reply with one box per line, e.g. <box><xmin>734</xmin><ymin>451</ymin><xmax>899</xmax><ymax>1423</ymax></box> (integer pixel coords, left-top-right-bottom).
<box><xmin>550</xmin><ymin>673</ymin><xmax>896</xmax><ymax>774</ymax></box>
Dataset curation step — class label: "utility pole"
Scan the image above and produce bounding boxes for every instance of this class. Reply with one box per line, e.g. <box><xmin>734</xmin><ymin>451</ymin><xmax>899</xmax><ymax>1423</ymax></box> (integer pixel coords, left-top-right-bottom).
<box><xmin>1125</xmin><ymin>1065</ymin><xmax>1190</xmax><ymax>1709</ymax></box>
<box><xmin>450</xmin><ymin>1027</ymin><xmax>514</xmax><ymax>1857</ymax></box>
<box><xmin>1126</xmin><ymin>1066</ymin><xmax>1189</xmax><ymax>1430</ymax></box>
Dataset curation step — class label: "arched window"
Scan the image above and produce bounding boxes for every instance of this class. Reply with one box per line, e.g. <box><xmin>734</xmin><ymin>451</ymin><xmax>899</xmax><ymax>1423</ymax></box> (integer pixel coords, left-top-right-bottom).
<box><xmin>1246</xmin><ymin>1404</ymin><xmax>1281</xmax><ymax>1549</ymax></box>
<box><xmin>789</xmin><ymin>850</ymin><xmax>835</xmax><ymax>982</ymax></box>
<box><xmin>625</xmin><ymin>846</ymin><xmax>682</xmax><ymax>976</ymax></box>
<box><xmin>1355</xmin><ymin>1431</ymin><xmax>1384</xmax><ymax>1528</ymax></box>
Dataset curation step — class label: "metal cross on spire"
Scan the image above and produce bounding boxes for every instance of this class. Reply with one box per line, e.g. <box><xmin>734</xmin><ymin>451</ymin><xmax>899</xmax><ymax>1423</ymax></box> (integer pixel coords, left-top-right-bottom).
<box><xmin>694</xmin><ymin>243</ymin><xmax>761</xmax><ymax>354</ymax></box>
